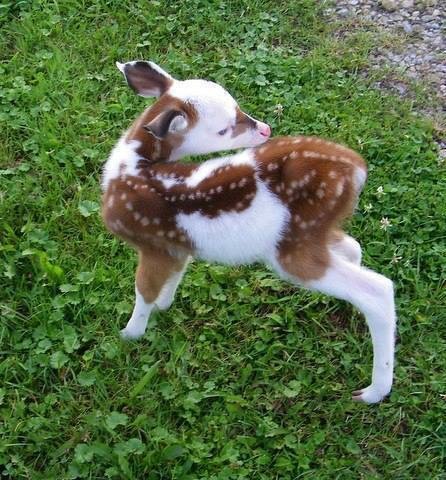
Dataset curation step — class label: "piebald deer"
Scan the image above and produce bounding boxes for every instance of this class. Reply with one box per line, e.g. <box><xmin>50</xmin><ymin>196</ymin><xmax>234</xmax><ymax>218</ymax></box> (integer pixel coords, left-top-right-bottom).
<box><xmin>101</xmin><ymin>61</ymin><xmax>396</xmax><ymax>404</ymax></box>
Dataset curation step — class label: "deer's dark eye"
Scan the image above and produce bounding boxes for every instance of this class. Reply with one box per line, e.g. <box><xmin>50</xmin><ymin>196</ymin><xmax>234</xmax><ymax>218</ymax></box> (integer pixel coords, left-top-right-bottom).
<box><xmin>218</xmin><ymin>128</ymin><xmax>228</xmax><ymax>136</ymax></box>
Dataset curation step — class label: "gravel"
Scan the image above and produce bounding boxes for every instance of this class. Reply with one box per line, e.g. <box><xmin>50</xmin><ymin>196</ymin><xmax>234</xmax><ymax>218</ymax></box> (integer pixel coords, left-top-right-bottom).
<box><xmin>324</xmin><ymin>0</ymin><xmax>445</xmax><ymax>156</ymax></box>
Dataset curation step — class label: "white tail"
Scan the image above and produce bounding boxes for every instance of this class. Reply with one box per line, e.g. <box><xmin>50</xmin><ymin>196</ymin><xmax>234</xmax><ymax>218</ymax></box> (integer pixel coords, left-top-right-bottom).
<box><xmin>101</xmin><ymin>60</ymin><xmax>396</xmax><ymax>404</ymax></box>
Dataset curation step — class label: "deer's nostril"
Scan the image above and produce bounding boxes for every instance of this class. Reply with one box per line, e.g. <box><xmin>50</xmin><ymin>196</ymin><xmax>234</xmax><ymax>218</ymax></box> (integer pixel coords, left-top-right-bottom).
<box><xmin>258</xmin><ymin>123</ymin><xmax>271</xmax><ymax>137</ymax></box>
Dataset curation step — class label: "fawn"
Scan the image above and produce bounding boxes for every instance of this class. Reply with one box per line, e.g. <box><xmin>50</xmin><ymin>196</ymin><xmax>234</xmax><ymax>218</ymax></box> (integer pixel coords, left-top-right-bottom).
<box><xmin>101</xmin><ymin>60</ymin><xmax>396</xmax><ymax>404</ymax></box>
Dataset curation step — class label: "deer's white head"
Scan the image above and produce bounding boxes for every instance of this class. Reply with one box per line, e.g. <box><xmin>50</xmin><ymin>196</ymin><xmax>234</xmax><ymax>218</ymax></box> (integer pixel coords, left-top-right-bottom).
<box><xmin>117</xmin><ymin>61</ymin><xmax>271</xmax><ymax>160</ymax></box>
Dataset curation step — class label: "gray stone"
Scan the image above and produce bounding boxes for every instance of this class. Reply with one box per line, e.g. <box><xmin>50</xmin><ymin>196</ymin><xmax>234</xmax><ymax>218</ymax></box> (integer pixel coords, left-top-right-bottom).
<box><xmin>412</xmin><ymin>24</ymin><xmax>424</xmax><ymax>34</ymax></box>
<box><xmin>380</xmin><ymin>0</ymin><xmax>398</xmax><ymax>11</ymax></box>
<box><xmin>402</xmin><ymin>21</ymin><xmax>414</xmax><ymax>33</ymax></box>
<box><xmin>418</xmin><ymin>0</ymin><xmax>438</xmax><ymax>6</ymax></box>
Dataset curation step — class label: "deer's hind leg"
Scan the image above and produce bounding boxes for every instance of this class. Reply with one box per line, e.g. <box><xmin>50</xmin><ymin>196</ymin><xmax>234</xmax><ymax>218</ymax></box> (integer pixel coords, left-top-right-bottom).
<box><xmin>329</xmin><ymin>230</ymin><xmax>362</xmax><ymax>265</ymax></box>
<box><xmin>273</xmin><ymin>243</ymin><xmax>396</xmax><ymax>404</ymax></box>
<box><xmin>121</xmin><ymin>248</ymin><xmax>190</xmax><ymax>340</ymax></box>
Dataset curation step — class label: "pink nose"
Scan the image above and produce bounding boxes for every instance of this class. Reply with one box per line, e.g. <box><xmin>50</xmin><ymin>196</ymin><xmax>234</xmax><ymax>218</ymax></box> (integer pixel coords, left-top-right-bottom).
<box><xmin>257</xmin><ymin>122</ymin><xmax>271</xmax><ymax>138</ymax></box>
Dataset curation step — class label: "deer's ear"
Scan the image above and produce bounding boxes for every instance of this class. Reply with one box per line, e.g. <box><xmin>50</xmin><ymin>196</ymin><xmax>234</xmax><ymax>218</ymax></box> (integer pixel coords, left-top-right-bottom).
<box><xmin>116</xmin><ymin>60</ymin><xmax>174</xmax><ymax>97</ymax></box>
<box><xmin>143</xmin><ymin>110</ymin><xmax>188</xmax><ymax>139</ymax></box>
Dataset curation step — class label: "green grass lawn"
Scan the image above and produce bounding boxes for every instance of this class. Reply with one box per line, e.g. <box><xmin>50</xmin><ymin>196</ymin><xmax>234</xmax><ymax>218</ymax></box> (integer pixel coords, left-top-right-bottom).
<box><xmin>1</xmin><ymin>0</ymin><xmax>445</xmax><ymax>478</ymax></box>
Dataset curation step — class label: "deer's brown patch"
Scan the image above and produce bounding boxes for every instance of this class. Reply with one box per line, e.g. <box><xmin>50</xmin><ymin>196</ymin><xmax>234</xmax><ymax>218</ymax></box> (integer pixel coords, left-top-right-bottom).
<box><xmin>254</xmin><ymin>136</ymin><xmax>367</xmax><ymax>281</ymax></box>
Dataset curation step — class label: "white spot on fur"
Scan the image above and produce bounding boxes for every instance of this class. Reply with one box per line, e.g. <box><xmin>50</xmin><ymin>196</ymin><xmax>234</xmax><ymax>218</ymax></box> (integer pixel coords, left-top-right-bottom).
<box><xmin>176</xmin><ymin>181</ymin><xmax>289</xmax><ymax>265</ymax></box>
<box><xmin>316</xmin><ymin>189</ymin><xmax>325</xmax><ymax>199</ymax></box>
<box><xmin>335</xmin><ymin>180</ymin><xmax>345</xmax><ymax>197</ymax></box>
<box><xmin>141</xmin><ymin>217</ymin><xmax>150</xmax><ymax>226</ymax></box>
<box><xmin>125</xmin><ymin>202</ymin><xmax>133</xmax><ymax>211</ymax></box>
<box><xmin>157</xmin><ymin>176</ymin><xmax>180</xmax><ymax>189</ymax></box>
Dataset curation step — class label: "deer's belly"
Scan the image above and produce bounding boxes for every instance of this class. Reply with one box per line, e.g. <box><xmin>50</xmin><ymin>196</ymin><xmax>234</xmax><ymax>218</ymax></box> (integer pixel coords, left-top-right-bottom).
<box><xmin>176</xmin><ymin>181</ymin><xmax>289</xmax><ymax>265</ymax></box>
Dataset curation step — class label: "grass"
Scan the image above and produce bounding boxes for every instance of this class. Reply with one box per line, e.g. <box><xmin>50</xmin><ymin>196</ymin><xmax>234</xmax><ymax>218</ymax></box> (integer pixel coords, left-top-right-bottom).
<box><xmin>1</xmin><ymin>0</ymin><xmax>445</xmax><ymax>478</ymax></box>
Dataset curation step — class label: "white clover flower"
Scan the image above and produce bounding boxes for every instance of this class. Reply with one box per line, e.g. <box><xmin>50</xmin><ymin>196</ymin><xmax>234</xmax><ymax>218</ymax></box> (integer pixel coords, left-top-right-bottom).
<box><xmin>274</xmin><ymin>104</ymin><xmax>283</xmax><ymax>116</ymax></box>
<box><xmin>363</xmin><ymin>203</ymin><xmax>373</xmax><ymax>213</ymax></box>
<box><xmin>380</xmin><ymin>217</ymin><xmax>392</xmax><ymax>230</ymax></box>
<box><xmin>376</xmin><ymin>186</ymin><xmax>385</xmax><ymax>197</ymax></box>
<box><xmin>391</xmin><ymin>252</ymin><xmax>402</xmax><ymax>264</ymax></box>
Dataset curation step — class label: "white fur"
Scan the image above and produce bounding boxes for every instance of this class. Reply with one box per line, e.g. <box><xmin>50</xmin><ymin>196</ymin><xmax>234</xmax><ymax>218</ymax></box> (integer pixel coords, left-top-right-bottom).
<box><xmin>169</xmin><ymin>79</ymin><xmax>237</xmax><ymax>119</ymax></box>
<box><xmin>155</xmin><ymin>258</ymin><xmax>191</xmax><ymax>310</ymax></box>
<box><xmin>330</xmin><ymin>234</ymin><xmax>362</xmax><ymax>265</ymax></box>
<box><xmin>120</xmin><ymin>287</ymin><xmax>154</xmax><ymax>339</ymax></box>
<box><xmin>185</xmin><ymin>150</ymin><xmax>255</xmax><ymax>188</ymax></box>
<box><xmin>120</xmin><ymin>260</ymin><xmax>190</xmax><ymax>339</ymax></box>
<box><xmin>354</xmin><ymin>166</ymin><xmax>367</xmax><ymax>191</ymax></box>
<box><xmin>102</xmin><ymin>136</ymin><xmax>142</xmax><ymax>190</ymax></box>
<box><xmin>307</xmin><ymin>255</ymin><xmax>396</xmax><ymax>404</ymax></box>
<box><xmin>177</xmin><ymin>179</ymin><xmax>290</xmax><ymax>265</ymax></box>
<box><xmin>157</xmin><ymin>176</ymin><xmax>180</xmax><ymax>189</ymax></box>
<box><xmin>167</xmin><ymin>80</ymin><xmax>268</xmax><ymax>159</ymax></box>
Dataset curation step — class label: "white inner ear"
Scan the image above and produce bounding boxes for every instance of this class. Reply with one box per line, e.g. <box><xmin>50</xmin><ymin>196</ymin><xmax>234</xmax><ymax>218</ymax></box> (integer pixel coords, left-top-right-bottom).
<box><xmin>169</xmin><ymin>114</ymin><xmax>188</xmax><ymax>133</ymax></box>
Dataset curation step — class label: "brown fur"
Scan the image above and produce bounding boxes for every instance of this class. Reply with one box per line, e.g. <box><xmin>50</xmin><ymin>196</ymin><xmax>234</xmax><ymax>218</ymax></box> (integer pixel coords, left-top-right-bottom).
<box><xmin>136</xmin><ymin>247</ymin><xmax>188</xmax><ymax>303</ymax></box>
<box><xmin>232</xmin><ymin>107</ymin><xmax>257</xmax><ymax>137</ymax></box>
<box><xmin>103</xmin><ymin>134</ymin><xmax>366</xmax><ymax>284</ymax></box>
<box><xmin>126</xmin><ymin>94</ymin><xmax>198</xmax><ymax>161</ymax></box>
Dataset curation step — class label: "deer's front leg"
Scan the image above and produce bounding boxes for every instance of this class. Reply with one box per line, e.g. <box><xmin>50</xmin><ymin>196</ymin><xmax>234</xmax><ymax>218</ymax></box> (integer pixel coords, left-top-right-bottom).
<box><xmin>120</xmin><ymin>248</ymin><xmax>189</xmax><ymax>340</ymax></box>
